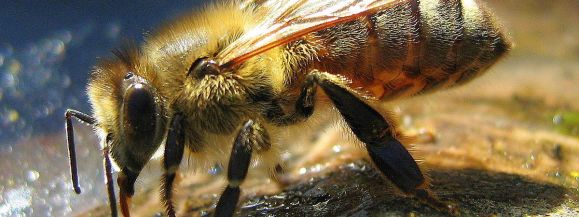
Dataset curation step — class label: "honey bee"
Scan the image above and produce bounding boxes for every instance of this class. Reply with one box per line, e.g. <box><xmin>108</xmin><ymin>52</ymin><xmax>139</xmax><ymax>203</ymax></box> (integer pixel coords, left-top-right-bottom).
<box><xmin>64</xmin><ymin>0</ymin><xmax>510</xmax><ymax>216</ymax></box>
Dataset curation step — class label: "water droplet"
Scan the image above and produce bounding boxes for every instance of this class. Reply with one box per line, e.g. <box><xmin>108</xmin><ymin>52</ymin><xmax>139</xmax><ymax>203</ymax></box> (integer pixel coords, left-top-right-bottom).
<box><xmin>2</xmin><ymin>109</ymin><xmax>20</xmax><ymax>124</ymax></box>
<box><xmin>1</xmin><ymin>72</ymin><xmax>16</xmax><ymax>88</ymax></box>
<box><xmin>105</xmin><ymin>22</ymin><xmax>122</xmax><ymax>40</ymax></box>
<box><xmin>26</xmin><ymin>170</ymin><xmax>40</xmax><ymax>182</ymax></box>
<box><xmin>311</xmin><ymin>164</ymin><xmax>322</xmax><ymax>172</ymax></box>
<box><xmin>332</xmin><ymin>145</ymin><xmax>342</xmax><ymax>153</ymax></box>
<box><xmin>7</xmin><ymin>59</ymin><xmax>21</xmax><ymax>75</ymax></box>
<box><xmin>553</xmin><ymin>114</ymin><xmax>563</xmax><ymax>125</ymax></box>
<box><xmin>50</xmin><ymin>39</ymin><xmax>65</xmax><ymax>55</ymax></box>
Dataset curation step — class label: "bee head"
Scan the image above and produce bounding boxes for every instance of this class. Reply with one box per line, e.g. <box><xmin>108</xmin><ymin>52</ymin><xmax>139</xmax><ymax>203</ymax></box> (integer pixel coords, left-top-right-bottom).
<box><xmin>88</xmin><ymin>44</ymin><xmax>167</xmax><ymax>194</ymax></box>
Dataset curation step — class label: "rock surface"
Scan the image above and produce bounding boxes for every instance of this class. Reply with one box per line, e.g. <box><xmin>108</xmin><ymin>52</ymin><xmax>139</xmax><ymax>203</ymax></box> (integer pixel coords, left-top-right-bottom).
<box><xmin>81</xmin><ymin>160</ymin><xmax>577</xmax><ymax>217</ymax></box>
<box><xmin>216</xmin><ymin>161</ymin><xmax>575</xmax><ymax>217</ymax></box>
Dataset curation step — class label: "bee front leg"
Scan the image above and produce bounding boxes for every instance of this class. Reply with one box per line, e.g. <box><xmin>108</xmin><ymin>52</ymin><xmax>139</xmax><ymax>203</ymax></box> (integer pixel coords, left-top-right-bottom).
<box><xmin>214</xmin><ymin>120</ymin><xmax>263</xmax><ymax>217</ymax></box>
<box><xmin>160</xmin><ymin>113</ymin><xmax>186</xmax><ymax>217</ymax></box>
<box><xmin>102</xmin><ymin>147</ymin><xmax>118</xmax><ymax>217</ymax></box>
<box><xmin>65</xmin><ymin>110</ymin><xmax>120</xmax><ymax>216</ymax></box>
<box><xmin>305</xmin><ymin>71</ymin><xmax>459</xmax><ymax>216</ymax></box>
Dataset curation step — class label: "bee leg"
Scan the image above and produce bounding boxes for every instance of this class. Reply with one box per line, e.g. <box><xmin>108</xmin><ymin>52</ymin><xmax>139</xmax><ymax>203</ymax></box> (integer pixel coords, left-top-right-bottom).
<box><xmin>66</xmin><ymin>110</ymin><xmax>122</xmax><ymax>216</ymax></box>
<box><xmin>308</xmin><ymin>71</ymin><xmax>459</xmax><ymax>216</ymax></box>
<box><xmin>214</xmin><ymin>120</ymin><xmax>258</xmax><ymax>217</ymax></box>
<box><xmin>160</xmin><ymin>113</ymin><xmax>186</xmax><ymax>217</ymax></box>
<box><xmin>263</xmin><ymin>74</ymin><xmax>317</xmax><ymax>126</ymax></box>
<box><xmin>64</xmin><ymin>109</ymin><xmax>96</xmax><ymax>194</ymax></box>
<box><xmin>102</xmin><ymin>147</ymin><xmax>118</xmax><ymax>217</ymax></box>
<box><xmin>65</xmin><ymin>110</ymin><xmax>123</xmax><ymax>216</ymax></box>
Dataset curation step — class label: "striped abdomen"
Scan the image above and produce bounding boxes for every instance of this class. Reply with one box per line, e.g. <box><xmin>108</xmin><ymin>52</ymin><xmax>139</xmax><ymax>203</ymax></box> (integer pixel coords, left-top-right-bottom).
<box><xmin>298</xmin><ymin>0</ymin><xmax>511</xmax><ymax>99</ymax></box>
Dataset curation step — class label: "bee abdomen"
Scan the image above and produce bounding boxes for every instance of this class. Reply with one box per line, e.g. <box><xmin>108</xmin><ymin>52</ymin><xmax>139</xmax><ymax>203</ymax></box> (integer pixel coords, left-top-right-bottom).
<box><xmin>306</xmin><ymin>0</ymin><xmax>510</xmax><ymax>99</ymax></box>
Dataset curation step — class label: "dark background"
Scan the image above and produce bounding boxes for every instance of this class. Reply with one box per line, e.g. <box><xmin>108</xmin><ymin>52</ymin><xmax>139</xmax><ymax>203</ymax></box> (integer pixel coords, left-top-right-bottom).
<box><xmin>0</xmin><ymin>1</ymin><xmax>203</xmax><ymax>216</ymax></box>
<box><xmin>0</xmin><ymin>1</ymin><xmax>201</xmax><ymax>143</ymax></box>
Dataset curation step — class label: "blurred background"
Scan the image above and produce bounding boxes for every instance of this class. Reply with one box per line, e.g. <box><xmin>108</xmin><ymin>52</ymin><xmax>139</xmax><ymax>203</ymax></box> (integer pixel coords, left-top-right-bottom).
<box><xmin>0</xmin><ymin>0</ymin><xmax>577</xmax><ymax>216</ymax></box>
<box><xmin>0</xmin><ymin>1</ymin><xmax>201</xmax><ymax>216</ymax></box>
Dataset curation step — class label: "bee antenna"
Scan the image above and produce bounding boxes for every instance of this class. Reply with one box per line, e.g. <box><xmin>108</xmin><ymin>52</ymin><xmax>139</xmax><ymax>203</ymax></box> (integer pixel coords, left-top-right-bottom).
<box><xmin>64</xmin><ymin>109</ymin><xmax>97</xmax><ymax>194</ymax></box>
<box><xmin>112</xmin><ymin>40</ymin><xmax>140</xmax><ymax>69</ymax></box>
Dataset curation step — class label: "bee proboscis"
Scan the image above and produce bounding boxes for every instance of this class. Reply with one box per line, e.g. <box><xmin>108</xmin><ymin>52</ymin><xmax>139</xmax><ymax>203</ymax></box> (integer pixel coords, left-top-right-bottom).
<box><xmin>64</xmin><ymin>0</ymin><xmax>510</xmax><ymax>216</ymax></box>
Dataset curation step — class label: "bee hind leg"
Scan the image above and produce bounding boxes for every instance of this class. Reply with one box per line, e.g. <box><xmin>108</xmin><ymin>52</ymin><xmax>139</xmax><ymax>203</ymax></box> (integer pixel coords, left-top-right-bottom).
<box><xmin>160</xmin><ymin>113</ymin><xmax>186</xmax><ymax>217</ymax></box>
<box><xmin>306</xmin><ymin>71</ymin><xmax>459</xmax><ymax>216</ymax></box>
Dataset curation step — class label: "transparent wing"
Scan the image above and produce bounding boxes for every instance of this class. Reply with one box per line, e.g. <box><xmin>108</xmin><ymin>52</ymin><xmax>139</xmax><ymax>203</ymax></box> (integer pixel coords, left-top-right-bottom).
<box><xmin>218</xmin><ymin>0</ymin><xmax>399</xmax><ymax>69</ymax></box>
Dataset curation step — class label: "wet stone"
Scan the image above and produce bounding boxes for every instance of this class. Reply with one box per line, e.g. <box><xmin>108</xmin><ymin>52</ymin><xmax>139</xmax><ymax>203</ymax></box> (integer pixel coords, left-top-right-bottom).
<box><xmin>81</xmin><ymin>159</ymin><xmax>578</xmax><ymax>216</ymax></box>
<box><xmin>160</xmin><ymin>160</ymin><xmax>574</xmax><ymax>217</ymax></box>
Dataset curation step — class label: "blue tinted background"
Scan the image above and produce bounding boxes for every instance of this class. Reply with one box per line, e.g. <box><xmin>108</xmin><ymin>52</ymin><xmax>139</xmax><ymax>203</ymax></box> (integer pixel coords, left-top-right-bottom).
<box><xmin>0</xmin><ymin>1</ymin><xmax>202</xmax><ymax>142</ymax></box>
<box><xmin>0</xmin><ymin>1</ymin><xmax>202</xmax><ymax>216</ymax></box>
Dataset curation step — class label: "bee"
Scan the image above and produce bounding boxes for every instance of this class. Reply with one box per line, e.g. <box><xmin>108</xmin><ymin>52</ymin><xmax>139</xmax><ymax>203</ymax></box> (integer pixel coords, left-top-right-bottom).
<box><xmin>64</xmin><ymin>0</ymin><xmax>510</xmax><ymax>216</ymax></box>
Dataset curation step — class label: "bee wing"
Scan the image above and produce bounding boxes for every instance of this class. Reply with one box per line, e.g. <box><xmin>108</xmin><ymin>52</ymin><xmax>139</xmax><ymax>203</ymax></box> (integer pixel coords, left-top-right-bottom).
<box><xmin>217</xmin><ymin>0</ymin><xmax>399</xmax><ymax>69</ymax></box>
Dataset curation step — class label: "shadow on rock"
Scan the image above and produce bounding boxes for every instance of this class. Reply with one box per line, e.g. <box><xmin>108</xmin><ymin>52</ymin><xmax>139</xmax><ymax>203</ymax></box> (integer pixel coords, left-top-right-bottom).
<box><xmin>222</xmin><ymin>160</ymin><xmax>571</xmax><ymax>217</ymax></box>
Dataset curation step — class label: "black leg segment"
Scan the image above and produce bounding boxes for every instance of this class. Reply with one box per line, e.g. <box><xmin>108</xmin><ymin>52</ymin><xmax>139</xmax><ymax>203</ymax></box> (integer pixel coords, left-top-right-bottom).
<box><xmin>65</xmin><ymin>109</ymin><xmax>119</xmax><ymax>216</ymax></box>
<box><xmin>160</xmin><ymin>113</ymin><xmax>186</xmax><ymax>217</ymax></box>
<box><xmin>64</xmin><ymin>109</ymin><xmax>96</xmax><ymax>194</ymax></box>
<box><xmin>214</xmin><ymin>120</ymin><xmax>257</xmax><ymax>217</ymax></box>
<box><xmin>214</xmin><ymin>186</ymin><xmax>241</xmax><ymax>217</ymax></box>
<box><xmin>309</xmin><ymin>72</ymin><xmax>425</xmax><ymax>192</ymax></box>
<box><xmin>307</xmin><ymin>71</ymin><xmax>458</xmax><ymax>215</ymax></box>
<box><xmin>103</xmin><ymin>147</ymin><xmax>118</xmax><ymax>217</ymax></box>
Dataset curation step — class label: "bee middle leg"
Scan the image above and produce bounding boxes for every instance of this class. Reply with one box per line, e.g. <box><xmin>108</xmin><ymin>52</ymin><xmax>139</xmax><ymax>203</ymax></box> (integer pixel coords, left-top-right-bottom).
<box><xmin>160</xmin><ymin>113</ymin><xmax>186</xmax><ymax>217</ymax></box>
<box><xmin>214</xmin><ymin>119</ymin><xmax>267</xmax><ymax>217</ymax></box>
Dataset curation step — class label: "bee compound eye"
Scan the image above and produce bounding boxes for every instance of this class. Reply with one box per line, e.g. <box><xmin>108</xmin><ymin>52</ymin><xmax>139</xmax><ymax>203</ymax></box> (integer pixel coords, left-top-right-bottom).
<box><xmin>127</xmin><ymin>88</ymin><xmax>156</xmax><ymax>130</ymax></box>
<box><xmin>187</xmin><ymin>57</ymin><xmax>220</xmax><ymax>79</ymax></box>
